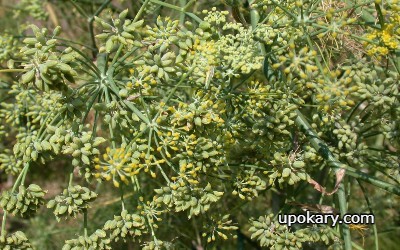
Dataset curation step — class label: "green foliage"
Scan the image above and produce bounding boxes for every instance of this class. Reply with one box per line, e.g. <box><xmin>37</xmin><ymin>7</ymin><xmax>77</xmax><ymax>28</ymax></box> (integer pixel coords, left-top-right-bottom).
<box><xmin>47</xmin><ymin>185</ymin><xmax>98</xmax><ymax>221</ymax></box>
<box><xmin>0</xmin><ymin>231</ymin><xmax>33</xmax><ymax>250</ymax></box>
<box><xmin>0</xmin><ymin>0</ymin><xmax>399</xmax><ymax>249</ymax></box>
<box><xmin>0</xmin><ymin>184</ymin><xmax>46</xmax><ymax>218</ymax></box>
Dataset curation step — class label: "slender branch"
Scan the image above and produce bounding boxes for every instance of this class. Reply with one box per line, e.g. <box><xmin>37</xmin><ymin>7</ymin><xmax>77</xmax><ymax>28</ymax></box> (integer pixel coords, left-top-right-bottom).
<box><xmin>69</xmin><ymin>0</ymin><xmax>89</xmax><ymax>18</ymax></box>
<box><xmin>248</xmin><ymin>0</ymin><xmax>266</xmax><ymax>55</ymax></box>
<box><xmin>88</xmin><ymin>0</ymin><xmax>112</xmax><ymax>58</ymax></box>
<box><xmin>0</xmin><ymin>69</ymin><xmax>26</xmax><ymax>73</ymax></box>
<box><xmin>337</xmin><ymin>184</ymin><xmax>352</xmax><ymax>250</ymax></box>
<box><xmin>1</xmin><ymin>163</ymin><xmax>30</xmax><ymax>238</ymax></box>
<box><xmin>133</xmin><ymin>0</ymin><xmax>151</xmax><ymax>22</ymax></box>
<box><xmin>295</xmin><ymin>110</ymin><xmax>400</xmax><ymax>195</ymax></box>
<box><xmin>149</xmin><ymin>0</ymin><xmax>202</xmax><ymax>23</ymax></box>
<box><xmin>83</xmin><ymin>209</ymin><xmax>88</xmax><ymax>239</ymax></box>
<box><xmin>357</xmin><ymin>180</ymin><xmax>379</xmax><ymax>250</ymax></box>
<box><xmin>179</xmin><ymin>0</ymin><xmax>187</xmax><ymax>25</ymax></box>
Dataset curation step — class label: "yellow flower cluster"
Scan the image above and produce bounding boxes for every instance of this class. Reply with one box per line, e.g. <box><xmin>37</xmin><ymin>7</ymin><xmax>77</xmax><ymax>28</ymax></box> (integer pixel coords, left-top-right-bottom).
<box><xmin>93</xmin><ymin>147</ymin><xmax>165</xmax><ymax>187</ymax></box>
<box><xmin>168</xmin><ymin>98</ymin><xmax>225</xmax><ymax>131</ymax></box>
<box><xmin>156</xmin><ymin>130</ymin><xmax>181</xmax><ymax>158</ymax></box>
<box><xmin>188</xmin><ymin>39</ymin><xmax>219</xmax><ymax>86</ymax></box>
<box><xmin>171</xmin><ymin>159</ymin><xmax>202</xmax><ymax>185</ymax></box>
<box><xmin>93</xmin><ymin>147</ymin><xmax>137</xmax><ymax>187</ymax></box>
<box><xmin>125</xmin><ymin>68</ymin><xmax>157</xmax><ymax>97</ymax></box>
<box><xmin>365</xmin><ymin>14</ymin><xmax>400</xmax><ymax>57</ymax></box>
<box><xmin>192</xmin><ymin>39</ymin><xmax>217</xmax><ymax>70</ymax></box>
<box><xmin>272</xmin><ymin>45</ymin><xmax>318</xmax><ymax>79</ymax></box>
<box><xmin>312</xmin><ymin>69</ymin><xmax>357</xmax><ymax>111</ymax></box>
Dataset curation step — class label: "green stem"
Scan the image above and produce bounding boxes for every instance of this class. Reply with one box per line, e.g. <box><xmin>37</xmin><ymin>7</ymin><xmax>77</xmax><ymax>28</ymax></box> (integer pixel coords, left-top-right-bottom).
<box><xmin>149</xmin><ymin>0</ymin><xmax>202</xmax><ymax>23</ymax></box>
<box><xmin>152</xmin><ymin>66</ymin><xmax>195</xmax><ymax>121</ymax></box>
<box><xmin>357</xmin><ymin>180</ymin><xmax>379</xmax><ymax>250</ymax></box>
<box><xmin>81</xmin><ymin>88</ymin><xmax>101</xmax><ymax>124</ymax></box>
<box><xmin>146</xmin><ymin>128</ymin><xmax>153</xmax><ymax>158</ymax></box>
<box><xmin>149</xmin><ymin>0</ymin><xmax>183</xmax><ymax>12</ymax></box>
<box><xmin>1</xmin><ymin>163</ymin><xmax>30</xmax><ymax>238</ymax></box>
<box><xmin>20</xmin><ymin>164</ymin><xmax>30</xmax><ymax>186</ymax></box>
<box><xmin>120</xmin><ymin>185</ymin><xmax>125</xmax><ymax>211</ymax></box>
<box><xmin>248</xmin><ymin>0</ymin><xmax>266</xmax><ymax>55</ymax></box>
<box><xmin>374</xmin><ymin>3</ymin><xmax>385</xmax><ymax>29</ymax></box>
<box><xmin>68</xmin><ymin>46</ymin><xmax>101</xmax><ymax>76</ymax></box>
<box><xmin>122</xmin><ymin>100</ymin><xmax>150</xmax><ymax>124</ymax></box>
<box><xmin>112</xmin><ymin>48</ymin><xmax>139</xmax><ymax>70</ymax></box>
<box><xmin>109</xmin><ymin>44</ymin><xmax>123</xmax><ymax>67</ymax></box>
<box><xmin>157</xmin><ymin>164</ymin><xmax>170</xmax><ymax>184</ymax></box>
<box><xmin>68</xmin><ymin>171</ymin><xmax>74</xmax><ymax>187</ymax></box>
<box><xmin>36</xmin><ymin>113</ymin><xmax>53</xmax><ymax>139</ymax></box>
<box><xmin>269</xmin><ymin>0</ymin><xmax>297</xmax><ymax>19</ymax></box>
<box><xmin>179</xmin><ymin>0</ymin><xmax>187</xmax><ymax>25</ymax></box>
<box><xmin>83</xmin><ymin>209</ymin><xmax>88</xmax><ymax>239</ymax></box>
<box><xmin>133</xmin><ymin>0</ymin><xmax>151</xmax><ymax>22</ymax></box>
<box><xmin>337</xmin><ymin>183</ymin><xmax>352</xmax><ymax>250</ymax></box>
<box><xmin>184</xmin><ymin>0</ymin><xmax>196</xmax><ymax>10</ymax></box>
<box><xmin>69</xmin><ymin>0</ymin><xmax>89</xmax><ymax>18</ymax></box>
<box><xmin>88</xmin><ymin>0</ymin><xmax>112</xmax><ymax>58</ymax></box>
<box><xmin>0</xmin><ymin>69</ymin><xmax>26</xmax><ymax>73</ymax></box>
<box><xmin>304</xmin><ymin>33</ymin><xmax>329</xmax><ymax>82</ymax></box>
<box><xmin>104</xmin><ymin>87</ymin><xmax>116</xmax><ymax>148</ymax></box>
<box><xmin>38</xmin><ymin>113</ymin><xmax>62</xmax><ymax>141</ymax></box>
<box><xmin>12</xmin><ymin>163</ymin><xmax>30</xmax><ymax>193</ymax></box>
<box><xmin>92</xmin><ymin>109</ymin><xmax>100</xmax><ymax>136</ymax></box>
<box><xmin>388</xmin><ymin>55</ymin><xmax>400</xmax><ymax>75</ymax></box>
<box><xmin>1</xmin><ymin>212</ymin><xmax>7</xmax><ymax>238</ymax></box>
<box><xmin>295</xmin><ymin>110</ymin><xmax>400</xmax><ymax>195</ymax></box>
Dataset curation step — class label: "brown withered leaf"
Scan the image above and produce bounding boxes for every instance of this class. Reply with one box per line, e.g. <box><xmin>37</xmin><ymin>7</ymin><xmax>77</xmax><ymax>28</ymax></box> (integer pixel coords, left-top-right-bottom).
<box><xmin>307</xmin><ymin>168</ymin><xmax>346</xmax><ymax>195</ymax></box>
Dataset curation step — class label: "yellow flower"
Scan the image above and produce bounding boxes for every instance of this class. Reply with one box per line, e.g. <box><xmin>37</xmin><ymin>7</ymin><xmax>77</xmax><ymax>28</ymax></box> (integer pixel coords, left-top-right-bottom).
<box><xmin>93</xmin><ymin>147</ymin><xmax>136</xmax><ymax>186</ymax></box>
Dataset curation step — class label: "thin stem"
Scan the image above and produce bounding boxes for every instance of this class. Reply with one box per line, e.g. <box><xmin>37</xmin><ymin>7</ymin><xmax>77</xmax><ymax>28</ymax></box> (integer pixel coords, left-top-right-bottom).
<box><xmin>295</xmin><ymin>110</ymin><xmax>400</xmax><ymax>195</ymax></box>
<box><xmin>1</xmin><ymin>163</ymin><xmax>30</xmax><ymax>238</ymax></box>
<box><xmin>92</xmin><ymin>109</ymin><xmax>100</xmax><ymax>136</ymax></box>
<box><xmin>149</xmin><ymin>0</ymin><xmax>202</xmax><ymax>23</ymax></box>
<box><xmin>152</xmin><ymin>66</ymin><xmax>195</xmax><ymax>121</ymax></box>
<box><xmin>133</xmin><ymin>0</ymin><xmax>151</xmax><ymax>22</ymax></box>
<box><xmin>83</xmin><ymin>209</ymin><xmax>88</xmax><ymax>239</ymax></box>
<box><xmin>357</xmin><ymin>180</ymin><xmax>379</xmax><ymax>250</ymax></box>
<box><xmin>0</xmin><ymin>69</ymin><xmax>26</xmax><ymax>73</ymax></box>
<box><xmin>12</xmin><ymin>163</ymin><xmax>30</xmax><ymax>193</ymax></box>
<box><xmin>20</xmin><ymin>163</ymin><xmax>30</xmax><ymax>185</ymax></box>
<box><xmin>69</xmin><ymin>0</ymin><xmax>89</xmax><ymax>18</ymax></box>
<box><xmin>68</xmin><ymin>170</ymin><xmax>74</xmax><ymax>187</ymax></box>
<box><xmin>269</xmin><ymin>0</ymin><xmax>297</xmax><ymax>19</ymax></box>
<box><xmin>104</xmin><ymin>87</ymin><xmax>116</xmax><ymax>148</ymax></box>
<box><xmin>337</xmin><ymin>183</ymin><xmax>352</xmax><ymax>250</ymax></box>
<box><xmin>388</xmin><ymin>56</ymin><xmax>400</xmax><ymax>75</ymax></box>
<box><xmin>88</xmin><ymin>0</ymin><xmax>112</xmax><ymax>58</ymax></box>
<box><xmin>54</xmin><ymin>37</ymin><xmax>97</xmax><ymax>51</ymax></box>
<box><xmin>1</xmin><ymin>213</ymin><xmax>7</xmax><ymax>238</ymax></box>
<box><xmin>184</xmin><ymin>0</ymin><xmax>197</xmax><ymax>10</ymax></box>
<box><xmin>179</xmin><ymin>0</ymin><xmax>187</xmax><ymax>25</ymax></box>
<box><xmin>113</xmin><ymin>48</ymin><xmax>140</xmax><ymax>70</ymax></box>
<box><xmin>374</xmin><ymin>3</ymin><xmax>385</xmax><ymax>29</ymax></box>
<box><xmin>248</xmin><ymin>0</ymin><xmax>266</xmax><ymax>55</ymax></box>
<box><xmin>68</xmin><ymin>46</ymin><xmax>101</xmax><ymax>76</ymax></box>
<box><xmin>157</xmin><ymin>164</ymin><xmax>170</xmax><ymax>184</ymax></box>
<box><xmin>37</xmin><ymin>113</ymin><xmax>55</xmax><ymax>139</ymax></box>
<box><xmin>120</xmin><ymin>185</ymin><xmax>125</xmax><ymax>211</ymax></box>
<box><xmin>304</xmin><ymin>32</ymin><xmax>329</xmax><ymax>82</ymax></box>
<box><xmin>109</xmin><ymin>44</ymin><xmax>124</xmax><ymax>67</ymax></box>
<box><xmin>81</xmin><ymin>88</ymin><xmax>101</xmax><ymax>124</ymax></box>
